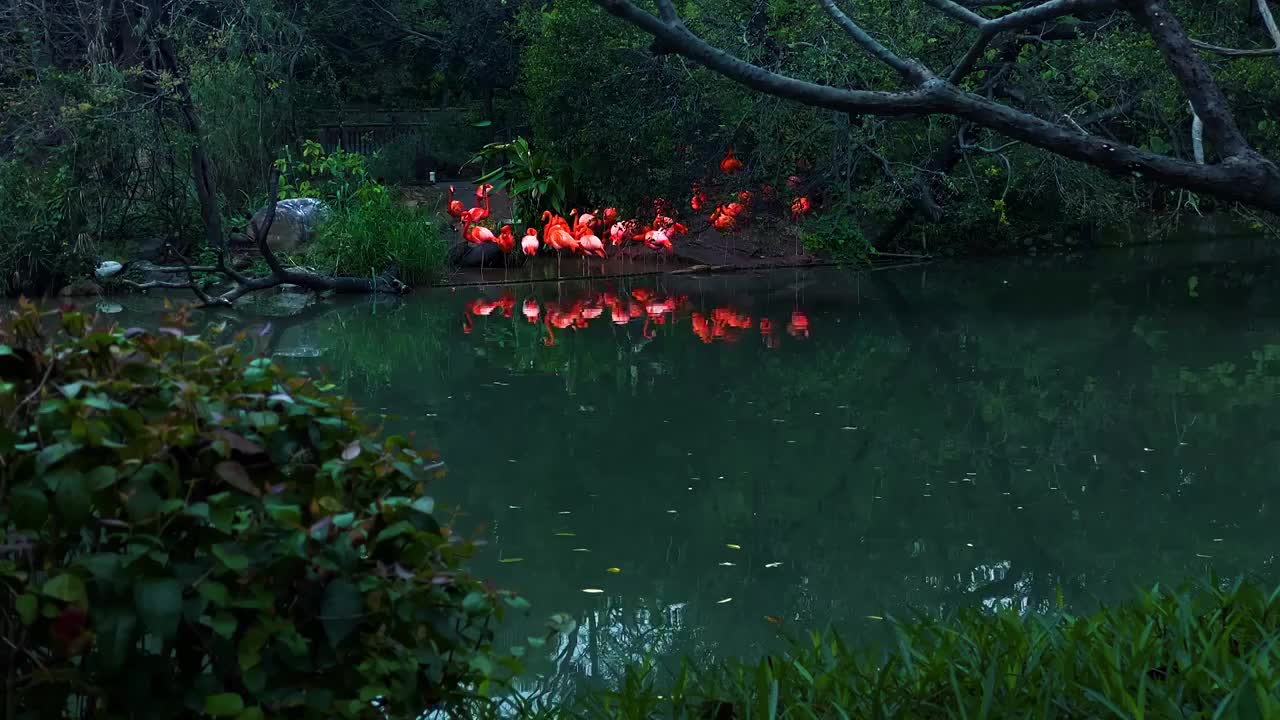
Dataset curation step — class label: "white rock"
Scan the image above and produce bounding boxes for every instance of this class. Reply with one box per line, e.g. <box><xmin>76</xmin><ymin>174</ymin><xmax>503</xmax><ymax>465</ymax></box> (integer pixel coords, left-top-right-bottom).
<box><xmin>95</xmin><ymin>261</ymin><xmax>123</xmax><ymax>279</ymax></box>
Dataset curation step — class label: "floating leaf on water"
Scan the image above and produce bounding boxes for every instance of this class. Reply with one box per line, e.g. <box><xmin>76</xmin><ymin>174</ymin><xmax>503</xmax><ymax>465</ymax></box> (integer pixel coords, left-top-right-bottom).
<box><xmin>500</xmin><ymin>558</ymin><xmax>524</xmax><ymax>564</ymax></box>
<box><xmin>582</xmin><ymin>588</ymin><xmax>605</xmax><ymax>594</ymax></box>
<box><xmin>718</xmin><ymin>562</ymin><xmax>736</xmax><ymax>567</ymax></box>
<box><xmin>866</xmin><ymin>615</ymin><xmax>884</xmax><ymax>621</ymax></box>
<box><xmin>716</xmin><ymin>597</ymin><xmax>733</xmax><ymax>604</ymax></box>
<box><xmin>606</xmin><ymin>567</ymin><xmax>621</xmax><ymax>574</ymax></box>
<box><xmin>726</xmin><ymin>544</ymin><xmax>742</xmax><ymax>550</ymax></box>
<box><xmin>554</xmin><ymin>532</ymin><xmax>576</xmax><ymax>537</ymax></box>
<box><xmin>765</xmin><ymin>562</ymin><xmax>783</xmax><ymax>568</ymax></box>
<box><xmin>765</xmin><ymin>615</ymin><xmax>783</xmax><ymax>625</ymax></box>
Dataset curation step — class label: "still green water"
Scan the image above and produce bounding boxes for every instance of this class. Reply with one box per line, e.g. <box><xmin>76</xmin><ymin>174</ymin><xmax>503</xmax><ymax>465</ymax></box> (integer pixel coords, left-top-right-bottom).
<box><xmin>118</xmin><ymin>242</ymin><xmax>1280</xmax><ymax>684</ymax></box>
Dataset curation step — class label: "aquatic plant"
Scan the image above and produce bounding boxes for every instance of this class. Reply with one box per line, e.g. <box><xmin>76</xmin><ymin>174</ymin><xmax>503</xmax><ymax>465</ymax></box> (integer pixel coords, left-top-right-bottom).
<box><xmin>475</xmin><ymin>579</ymin><xmax>1280</xmax><ymax>719</ymax></box>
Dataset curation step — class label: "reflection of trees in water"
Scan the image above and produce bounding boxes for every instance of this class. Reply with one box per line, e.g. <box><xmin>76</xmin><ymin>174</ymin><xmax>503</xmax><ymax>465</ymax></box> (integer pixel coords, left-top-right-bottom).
<box><xmin>502</xmin><ymin>597</ymin><xmax>707</xmax><ymax>704</ymax></box>
<box><xmin>257</xmin><ymin>264</ymin><xmax>1280</xmax><ymax>688</ymax></box>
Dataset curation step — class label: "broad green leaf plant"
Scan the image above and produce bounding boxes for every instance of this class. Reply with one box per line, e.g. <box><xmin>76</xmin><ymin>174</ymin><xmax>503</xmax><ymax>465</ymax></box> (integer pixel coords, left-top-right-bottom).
<box><xmin>0</xmin><ymin>301</ymin><xmax>534</xmax><ymax>720</ymax></box>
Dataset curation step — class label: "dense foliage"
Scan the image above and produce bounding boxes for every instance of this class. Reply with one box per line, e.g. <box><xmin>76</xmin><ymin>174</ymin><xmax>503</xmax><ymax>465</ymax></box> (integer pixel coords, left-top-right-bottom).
<box><xmin>3</xmin><ymin>0</ymin><xmax>1279</xmax><ymax>289</ymax></box>
<box><xmin>0</xmin><ymin>303</ymin><xmax>530</xmax><ymax>719</ymax></box>
<box><xmin>517</xmin><ymin>0</ymin><xmax>1280</xmax><ymax>252</ymax></box>
<box><xmin>276</xmin><ymin>141</ymin><xmax>447</xmax><ymax>284</ymax></box>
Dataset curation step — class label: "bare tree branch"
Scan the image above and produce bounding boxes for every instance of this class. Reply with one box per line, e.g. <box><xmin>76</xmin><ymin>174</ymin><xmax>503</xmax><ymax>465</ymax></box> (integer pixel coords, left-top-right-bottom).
<box><xmin>1189</xmin><ymin>39</ymin><xmax>1280</xmax><ymax>57</ymax></box>
<box><xmin>816</xmin><ymin>0</ymin><xmax>931</xmax><ymax>85</ymax></box>
<box><xmin>593</xmin><ymin>0</ymin><xmax>1280</xmax><ymax>213</ymax></box>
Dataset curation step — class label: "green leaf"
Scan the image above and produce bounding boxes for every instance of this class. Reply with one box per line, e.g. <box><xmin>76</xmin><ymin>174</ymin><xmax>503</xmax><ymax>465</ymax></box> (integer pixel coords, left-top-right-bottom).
<box><xmin>87</xmin><ymin>466</ymin><xmax>118</xmax><ymax>490</ymax></box>
<box><xmin>9</xmin><ymin>486</ymin><xmax>48</xmax><ymax>529</ymax></box>
<box><xmin>135</xmin><ymin>577</ymin><xmax>183</xmax><ymax>643</ymax></box>
<box><xmin>42</xmin><ymin>574</ymin><xmax>87</xmax><ymax>607</ymax></box>
<box><xmin>320</xmin><ymin>579</ymin><xmax>363</xmax><ymax>648</ymax></box>
<box><xmin>409</xmin><ymin>496</ymin><xmax>435</xmax><ymax>515</ymax></box>
<box><xmin>463</xmin><ymin>591</ymin><xmax>490</xmax><ymax>615</ymax></box>
<box><xmin>77</xmin><ymin>553</ymin><xmax>123</xmax><ymax>582</ymax></box>
<box><xmin>36</xmin><ymin>442</ymin><xmax>76</xmax><ymax>473</ymax></box>
<box><xmin>211</xmin><ymin>544</ymin><xmax>250</xmax><ymax>572</ymax></box>
<box><xmin>53</xmin><ymin>469</ymin><xmax>91</xmax><ymax>528</ymax></box>
<box><xmin>15</xmin><ymin>594</ymin><xmax>38</xmax><ymax>625</ymax></box>
<box><xmin>215</xmin><ymin>461</ymin><xmax>260</xmax><ymax>497</ymax></box>
<box><xmin>95</xmin><ymin>606</ymin><xmax>138</xmax><ymax>670</ymax></box>
<box><xmin>207</xmin><ymin>612</ymin><xmax>238</xmax><ymax>638</ymax></box>
<box><xmin>197</xmin><ymin>581</ymin><xmax>229</xmax><ymax>606</ymax></box>
<box><xmin>204</xmin><ymin>693</ymin><xmax>245</xmax><ymax>717</ymax></box>
<box><xmin>471</xmin><ymin>119</ymin><xmax>493</xmax><ymax>127</ymax></box>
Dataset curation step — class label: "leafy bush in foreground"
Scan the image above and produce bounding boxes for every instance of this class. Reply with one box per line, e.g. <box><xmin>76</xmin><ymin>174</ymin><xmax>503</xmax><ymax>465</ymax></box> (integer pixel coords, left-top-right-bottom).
<box><xmin>0</xmin><ymin>303</ymin><xmax>523</xmax><ymax>719</ymax></box>
<box><xmin>484</xmin><ymin>580</ymin><xmax>1280</xmax><ymax>719</ymax></box>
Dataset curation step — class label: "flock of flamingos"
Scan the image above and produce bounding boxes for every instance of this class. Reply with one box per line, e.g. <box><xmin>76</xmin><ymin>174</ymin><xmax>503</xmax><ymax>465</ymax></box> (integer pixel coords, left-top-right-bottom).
<box><xmin>447</xmin><ymin>148</ymin><xmax>815</xmax><ymax>265</ymax></box>
<box><xmin>463</xmin><ymin>286</ymin><xmax>811</xmax><ymax>348</ymax></box>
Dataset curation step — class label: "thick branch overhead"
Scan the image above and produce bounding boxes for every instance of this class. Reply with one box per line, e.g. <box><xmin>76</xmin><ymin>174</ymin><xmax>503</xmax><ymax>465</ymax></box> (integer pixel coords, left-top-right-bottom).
<box><xmin>591</xmin><ymin>0</ymin><xmax>1280</xmax><ymax>214</ymax></box>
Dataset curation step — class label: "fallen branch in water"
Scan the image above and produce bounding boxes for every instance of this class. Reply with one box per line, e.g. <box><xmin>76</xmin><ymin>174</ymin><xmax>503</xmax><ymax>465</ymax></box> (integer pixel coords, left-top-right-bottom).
<box><xmin>124</xmin><ymin>170</ymin><xmax>407</xmax><ymax>307</ymax></box>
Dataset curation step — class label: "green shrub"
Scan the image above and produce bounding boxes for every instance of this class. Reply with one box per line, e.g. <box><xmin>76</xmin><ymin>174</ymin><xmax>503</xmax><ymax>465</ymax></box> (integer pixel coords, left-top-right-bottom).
<box><xmin>311</xmin><ymin>197</ymin><xmax>447</xmax><ymax>285</ymax></box>
<box><xmin>0</xmin><ymin>303</ymin><xmax>525</xmax><ymax>719</ymax></box>
<box><xmin>0</xmin><ymin>160</ymin><xmax>94</xmax><ymax>295</ymax></box>
<box><xmin>484</xmin><ymin>579</ymin><xmax>1280</xmax><ymax>719</ymax></box>
<box><xmin>274</xmin><ymin>142</ymin><xmax>445</xmax><ymax>284</ymax></box>
<box><xmin>470</xmin><ymin>136</ymin><xmax>576</xmax><ymax>226</ymax></box>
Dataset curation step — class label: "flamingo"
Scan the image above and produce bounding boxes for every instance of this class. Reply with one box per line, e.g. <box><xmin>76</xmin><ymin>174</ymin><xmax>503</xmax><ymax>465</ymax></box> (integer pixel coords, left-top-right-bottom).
<box><xmin>760</xmin><ymin>318</ymin><xmax>780</xmax><ymax>349</ymax></box>
<box><xmin>711</xmin><ymin>207</ymin><xmax>737</xmax><ymax>233</ymax></box>
<box><xmin>523</xmin><ymin>298</ymin><xmax>540</xmax><ymax>323</ymax></box>
<box><xmin>576</xmin><ymin>226</ymin><xmax>606</xmax><ymax>259</ymax></box>
<box><xmin>447</xmin><ymin>186</ymin><xmax>466</xmax><ymax>224</ymax></box>
<box><xmin>460</xmin><ymin>184</ymin><xmax>493</xmax><ymax>226</ymax></box>
<box><xmin>720</xmin><ymin>148</ymin><xmax>743</xmax><ymax>175</ymax></box>
<box><xmin>542</xmin><ymin>211</ymin><xmax>578</xmax><ymax>276</ymax></box>
<box><xmin>737</xmin><ymin>190</ymin><xmax>754</xmax><ymax>207</ymax></box>
<box><xmin>790</xmin><ymin>196</ymin><xmax>812</xmax><ymax>222</ymax></box>
<box><xmin>787</xmin><ymin>310</ymin><xmax>810</xmax><ymax>339</ymax></box>
<box><xmin>464</xmin><ymin>221</ymin><xmax>496</xmax><ymax>246</ymax></box>
<box><xmin>690</xmin><ymin>184</ymin><xmax>707</xmax><ymax>211</ymax></box>
<box><xmin>496</xmin><ymin>225</ymin><xmax>516</xmax><ymax>253</ymax></box>
<box><xmin>602</xmin><ymin>207</ymin><xmax>619</xmax><ymax>226</ymax></box>
<box><xmin>522</xmin><ymin>228</ymin><xmax>540</xmax><ymax>256</ymax></box>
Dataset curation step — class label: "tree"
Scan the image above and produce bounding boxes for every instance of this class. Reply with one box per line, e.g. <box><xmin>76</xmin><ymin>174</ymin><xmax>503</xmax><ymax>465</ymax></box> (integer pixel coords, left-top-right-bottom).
<box><xmin>592</xmin><ymin>0</ymin><xmax>1280</xmax><ymax>222</ymax></box>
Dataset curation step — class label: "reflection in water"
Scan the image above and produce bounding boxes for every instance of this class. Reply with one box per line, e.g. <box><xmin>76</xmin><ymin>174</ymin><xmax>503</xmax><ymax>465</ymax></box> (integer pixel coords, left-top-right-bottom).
<box><xmin>105</xmin><ymin>244</ymin><xmax>1280</xmax><ymax>693</ymax></box>
<box><xmin>463</xmin><ymin>287</ymin><xmax>812</xmax><ymax>348</ymax></box>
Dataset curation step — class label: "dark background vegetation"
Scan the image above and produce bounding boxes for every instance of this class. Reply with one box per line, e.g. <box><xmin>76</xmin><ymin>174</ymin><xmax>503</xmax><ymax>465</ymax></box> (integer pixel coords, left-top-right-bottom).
<box><xmin>1</xmin><ymin>0</ymin><xmax>1277</xmax><ymax>293</ymax></box>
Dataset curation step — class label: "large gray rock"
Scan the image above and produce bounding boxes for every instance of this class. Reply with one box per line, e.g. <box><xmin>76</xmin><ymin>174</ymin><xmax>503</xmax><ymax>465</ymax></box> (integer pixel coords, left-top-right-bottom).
<box><xmin>247</xmin><ymin>198</ymin><xmax>331</xmax><ymax>253</ymax></box>
<box><xmin>447</xmin><ymin>239</ymin><xmax>509</xmax><ymax>269</ymax></box>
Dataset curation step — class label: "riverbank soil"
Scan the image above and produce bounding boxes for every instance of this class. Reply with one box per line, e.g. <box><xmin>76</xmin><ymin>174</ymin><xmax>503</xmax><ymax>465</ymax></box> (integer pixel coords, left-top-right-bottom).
<box><xmin>403</xmin><ymin>182</ymin><xmax>842</xmax><ymax>286</ymax></box>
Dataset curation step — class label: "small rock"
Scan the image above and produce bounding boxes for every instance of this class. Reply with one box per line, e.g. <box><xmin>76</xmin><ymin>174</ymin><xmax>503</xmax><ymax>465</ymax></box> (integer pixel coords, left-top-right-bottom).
<box><xmin>60</xmin><ymin>279</ymin><xmax>102</xmax><ymax>297</ymax></box>
<box><xmin>95</xmin><ymin>261</ymin><xmax>123</xmax><ymax>279</ymax></box>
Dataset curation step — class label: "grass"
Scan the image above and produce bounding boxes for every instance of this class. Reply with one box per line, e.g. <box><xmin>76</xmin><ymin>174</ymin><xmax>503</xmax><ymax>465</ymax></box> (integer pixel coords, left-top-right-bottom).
<box><xmin>309</xmin><ymin>195</ymin><xmax>447</xmax><ymax>286</ymax></box>
<box><xmin>468</xmin><ymin>579</ymin><xmax>1280</xmax><ymax>719</ymax></box>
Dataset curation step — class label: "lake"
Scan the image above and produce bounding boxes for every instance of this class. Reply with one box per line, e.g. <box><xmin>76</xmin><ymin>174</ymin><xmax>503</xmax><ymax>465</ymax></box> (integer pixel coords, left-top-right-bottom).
<box><xmin>101</xmin><ymin>240</ymin><xmax>1280</xmax><ymax>687</ymax></box>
